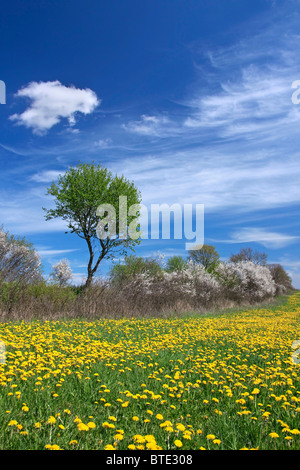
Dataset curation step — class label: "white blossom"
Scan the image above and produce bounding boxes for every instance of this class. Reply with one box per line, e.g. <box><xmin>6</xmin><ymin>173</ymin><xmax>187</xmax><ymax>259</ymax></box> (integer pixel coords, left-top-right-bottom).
<box><xmin>120</xmin><ymin>259</ymin><xmax>277</xmax><ymax>307</ymax></box>
<box><xmin>0</xmin><ymin>229</ymin><xmax>42</xmax><ymax>284</ymax></box>
<box><xmin>50</xmin><ymin>259</ymin><xmax>73</xmax><ymax>287</ymax></box>
<box><xmin>215</xmin><ymin>261</ymin><xmax>276</xmax><ymax>301</ymax></box>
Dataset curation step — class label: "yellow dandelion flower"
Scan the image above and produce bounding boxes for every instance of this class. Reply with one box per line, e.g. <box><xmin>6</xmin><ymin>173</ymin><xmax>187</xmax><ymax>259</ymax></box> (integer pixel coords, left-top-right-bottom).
<box><xmin>47</xmin><ymin>416</ymin><xmax>56</xmax><ymax>425</ymax></box>
<box><xmin>174</xmin><ymin>439</ymin><xmax>183</xmax><ymax>448</ymax></box>
<box><xmin>87</xmin><ymin>422</ymin><xmax>96</xmax><ymax>429</ymax></box>
<box><xmin>213</xmin><ymin>439</ymin><xmax>221</xmax><ymax>445</ymax></box>
<box><xmin>77</xmin><ymin>423</ymin><xmax>89</xmax><ymax>431</ymax></box>
<box><xmin>289</xmin><ymin>429</ymin><xmax>300</xmax><ymax>435</ymax></box>
<box><xmin>102</xmin><ymin>421</ymin><xmax>115</xmax><ymax>429</ymax></box>
<box><xmin>165</xmin><ymin>426</ymin><xmax>174</xmax><ymax>432</ymax></box>
<box><xmin>133</xmin><ymin>435</ymin><xmax>146</xmax><ymax>444</ymax></box>
<box><xmin>176</xmin><ymin>423</ymin><xmax>185</xmax><ymax>431</ymax></box>
<box><xmin>146</xmin><ymin>442</ymin><xmax>160</xmax><ymax>450</ymax></box>
<box><xmin>144</xmin><ymin>435</ymin><xmax>156</xmax><ymax>442</ymax></box>
<box><xmin>8</xmin><ymin>420</ymin><xmax>18</xmax><ymax>426</ymax></box>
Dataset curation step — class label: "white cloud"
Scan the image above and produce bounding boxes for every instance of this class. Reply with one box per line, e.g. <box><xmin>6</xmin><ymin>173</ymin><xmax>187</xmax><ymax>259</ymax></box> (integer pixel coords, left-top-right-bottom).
<box><xmin>122</xmin><ymin>114</ymin><xmax>173</xmax><ymax>136</ymax></box>
<box><xmin>31</xmin><ymin>170</ymin><xmax>64</xmax><ymax>183</ymax></box>
<box><xmin>94</xmin><ymin>138</ymin><xmax>113</xmax><ymax>149</ymax></box>
<box><xmin>216</xmin><ymin>227</ymin><xmax>300</xmax><ymax>249</ymax></box>
<box><xmin>37</xmin><ymin>248</ymin><xmax>79</xmax><ymax>257</ymax></box>
<box><xmin>69</xmin><ymin>272</ymin><xmax>87</xmax><ymax>285</ymax></box>
<box><xmin>181</xmin><ymin>12</ymin><xmax>300</xmax><ymax>144</ymax></box>
<box><xmin>10</xmin><ymin>80</ymin><xmax>100</xmax><ymax>134</ymax></box>
<box><xmin>112</xmin><ymin>15</ymin><xmax>300</xmax><ymax>216</ymax></box>
<box><xmin>275</xmin><ymin>258</ymin><xmax>300</xmax><ymax>269</ymax></box>
<box><xmin>110</xmin><ymin>144</ymin><xmax>300</xmax><ymax>213</ymax></box>
<box><xmin>0</xmin><ymin>190</ymin><xmax>68</xmax><ymax>235</ymax></box>
<box><xmin>183</xmin><ymin>66</ymin><xmax>297</xmax><ymax>139</ymax></box>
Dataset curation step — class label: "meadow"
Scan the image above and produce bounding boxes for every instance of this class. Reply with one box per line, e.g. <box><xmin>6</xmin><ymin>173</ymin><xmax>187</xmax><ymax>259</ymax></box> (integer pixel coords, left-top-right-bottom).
<box><xmin>0</xmin><ymin>293</ymin><xmax>299</xmax><ymax>450</ymax></box>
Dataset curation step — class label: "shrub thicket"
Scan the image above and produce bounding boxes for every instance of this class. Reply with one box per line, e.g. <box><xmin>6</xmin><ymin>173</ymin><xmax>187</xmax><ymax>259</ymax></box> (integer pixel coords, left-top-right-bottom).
<box><xmin>0</xmin><ymin>233</ymin><xmax>295</xmax><ymax>320</ymax></box>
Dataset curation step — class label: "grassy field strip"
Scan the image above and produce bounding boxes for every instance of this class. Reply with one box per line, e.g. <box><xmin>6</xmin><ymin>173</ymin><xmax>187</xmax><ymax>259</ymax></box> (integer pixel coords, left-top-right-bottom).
<box><xmin>0</xmin><ymin>293</ymin><xmax>299</xmax><ymax>450</ymax></box>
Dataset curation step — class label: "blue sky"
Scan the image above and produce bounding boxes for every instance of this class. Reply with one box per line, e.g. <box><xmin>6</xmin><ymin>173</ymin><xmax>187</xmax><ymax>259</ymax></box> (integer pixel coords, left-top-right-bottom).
<box><xmin>1</xmin><ymin>0</ymin><xmax>300</xmax><ymax>286</ymax></box>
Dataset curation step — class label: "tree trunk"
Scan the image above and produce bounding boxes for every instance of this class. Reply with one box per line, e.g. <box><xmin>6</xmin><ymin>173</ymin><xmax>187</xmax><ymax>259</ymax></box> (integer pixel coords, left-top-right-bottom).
<box><xmin>84</xmin><ymin>271</ymin><xmax>93</xmax><ymax>290</ymax></box>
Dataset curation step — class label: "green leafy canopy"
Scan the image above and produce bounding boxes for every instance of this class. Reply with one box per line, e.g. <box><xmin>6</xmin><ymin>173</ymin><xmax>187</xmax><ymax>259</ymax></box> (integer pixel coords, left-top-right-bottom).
<box><xmin>43</xmin><ymin>162</ymin><xmax>142</xmax><ymax>287</ymax></box>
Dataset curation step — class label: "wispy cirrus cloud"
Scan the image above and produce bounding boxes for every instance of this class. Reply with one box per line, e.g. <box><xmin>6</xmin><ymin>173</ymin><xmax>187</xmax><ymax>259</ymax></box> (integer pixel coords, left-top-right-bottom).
<box><xmin>120</xmin><ymin>28</ymin><xmax>300</xmax><ymax>152</ymax></box>
<box><xmin>183</xmin><ymin>66</ymin><xmax>300</xmax><ymax>142</ymax></box>
<box><xmin>30</xmin><ymin>170</ymin><xmax>64</xmax><ymax>183</ymax></box>
<box><xmin>116</xmin><ymin>8</ymin><xmax>300</xmax><ymax>221</ymax></box>
<box><xmin>181</xmin><ymin>12</ymin><xmax>300</xmax><ymax>142</ymax></box>
<box><xmin>94</xmin><ymin>138</ymin><xmax>113</xmax><ymax>149</ymax></box>
<box><xmin>211</xmin><ymin>227</ymin><xmax>300</xmax><ymax>249</ymax></box>
<box><xmin>122</xmin><ymin>114</ymin><xmax>175</xmax><ymax>137</ymax></box>
<box><xmin>37</xmin><ymin>248</ymin><xmax>79</xmax><ymax>257</ymax></box>
<box><xmin>110</xmin><ymin>144</ymin><xmax>300</xmax><ymax>213</ymax></box>
<box><xmin>10</xmin><ymin>80</ymin><xmax>100</xmax><ymax>134</ymax></box>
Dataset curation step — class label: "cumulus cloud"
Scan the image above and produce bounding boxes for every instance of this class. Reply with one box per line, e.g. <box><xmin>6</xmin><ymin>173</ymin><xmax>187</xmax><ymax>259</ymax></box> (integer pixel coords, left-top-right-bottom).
<box><xmin>10</xmin><ymin>80</ymin><xmax>100</xmax><ymax>134</ymax></box>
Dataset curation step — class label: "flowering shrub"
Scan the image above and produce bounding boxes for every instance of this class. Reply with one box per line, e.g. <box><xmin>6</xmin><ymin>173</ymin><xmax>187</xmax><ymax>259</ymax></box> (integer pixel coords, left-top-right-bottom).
<box><xmin>0</xmin><ymin>228</ymin><xmax>42</xmax><ymax>285</ymax></box>
<box><xmin>118</xmin><ymin>259</ymin><xmax>278</xmax><ymax>311</ymax></box>
<box><xmin>50</xmin><ymin>259</ymin><xmax>73</xmax><ymax>287</ymax></box>
<box><xmin>214</xmin><ymin>261</ymin><xmax>276</xmax><ymax>302</ymax></box>
<box><xmin>160</xmin><ymin>261</ymin><xmax>221</xmax><ymax>305</ymax></box>
<box><xmin>0</xmin><ymin>228</ymin><xmax>43</xmax><ymax>315</ymax></box>
<box><xmin>119</xmin><ymin>260</ymin><xmax>222</xmax><ymax>310</ymax></box>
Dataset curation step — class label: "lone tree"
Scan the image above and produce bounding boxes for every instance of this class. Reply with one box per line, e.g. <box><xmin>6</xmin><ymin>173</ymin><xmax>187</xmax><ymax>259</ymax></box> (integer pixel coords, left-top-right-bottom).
<box><xmin>267</xmin><ymin>263</ymin><xmax>293</xmax><ymax>292</ymax></box>
<box><xmin>165</xmin><ymin>255</ymin><xmax>187</xmax><ymax>273</ymax></box>
<box><xmin>109</xmin><ymin>255</ymin><xmax>162</xmax><ymax>286</ymax></box>
<box><xmin>230</xmin><ymin>247</ymin><xmax>268</xmax><ymax>265</ymax></box>
<box><xmin>188</xmin><ymin>244</ymin><xmax>220</xmax><ymax>272</ymax></box>
<box><xmin>43</xmin><ymin>162</ymin><xmax>142</xmax><ymax>289</ymax></box>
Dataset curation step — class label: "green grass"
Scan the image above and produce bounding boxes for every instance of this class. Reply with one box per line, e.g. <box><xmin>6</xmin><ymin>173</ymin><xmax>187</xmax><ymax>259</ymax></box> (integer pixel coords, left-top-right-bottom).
<box><xmin>0</xmin><ymin>292</ymin><xmax>299</xmax><ymax>450</ymax></box>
